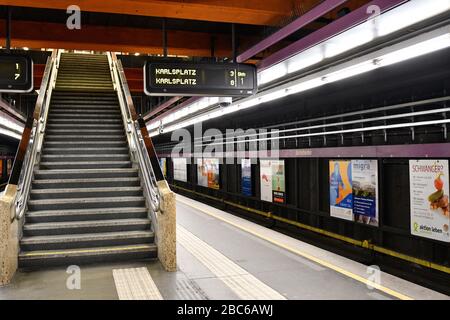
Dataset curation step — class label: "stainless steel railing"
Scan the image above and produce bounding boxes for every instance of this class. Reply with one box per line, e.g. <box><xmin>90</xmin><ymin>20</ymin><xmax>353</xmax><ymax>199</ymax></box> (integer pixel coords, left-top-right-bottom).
<box><xmin>107</xmin><ymin>52</ymin><xmax>161</xmax><ymax>235</ymax></box>
<box><xmin>13</xmin><ymin>49</ymin><xmax>61</xmax><ymax>221</ymax></box>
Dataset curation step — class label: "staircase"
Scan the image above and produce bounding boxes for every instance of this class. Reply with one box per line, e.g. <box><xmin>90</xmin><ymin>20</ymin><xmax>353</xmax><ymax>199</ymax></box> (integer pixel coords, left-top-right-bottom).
<box><xmin>19</xmin><ymin>53</ymin><xmax>157</xmax><ymax>268</ymax></box>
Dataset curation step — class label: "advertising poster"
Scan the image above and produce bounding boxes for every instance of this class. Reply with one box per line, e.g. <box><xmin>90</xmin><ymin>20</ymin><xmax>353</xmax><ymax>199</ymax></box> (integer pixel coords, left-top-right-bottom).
<box><xmin>272</xmin><ymin>160</ymin><xmax>285</xmax><ymax>204</ymax></box>
<box><xmin>352</xmin><ymin>160</ymin><xmax>379</xmax><ymax>226</ymax></box>
<box><xmin>260</xmin><ymin>160</ymin><xmax>286</xmax><ymax>203</ymax></box>
<box><xmin>329</xmin><ymin>160</ymin><xmax>353</xmax><ymax>221</ymax></box>
<box><xmin>159</xmin><ymin>158</ymin><xmax>167</xmax><ymax>178</ymax></box>
<box><xmin>241</xmin><ymin>159</ymin><xmax>252</xmax><ymax>197</ymax></box>
<box><xmin>197</xmin><ymin>158</ymin><xmax>207</xmax><ymax>187</ymax></box>
<box><xmin>206</xmin><ymin>158</ymin><xmax>220</xmax><ymax>190</ymax></box>
<box><xmin>173</xmin><ymin>158</ymin><xmax>187</xmax><ymax>182</ymax></box>
<box><xmin>197</xmin><ymin>158</ymin><xmax>220</xmax><ymax>190</ymax></box>
<box><xmin>409</xmin><ymin>160</ymin><xmax>450</xmax><ymax>242</ymax></box>
<box><xmin>260</xmin><ymin>160</ymin><xmax>273</xmax><ymax>202</ymax></box>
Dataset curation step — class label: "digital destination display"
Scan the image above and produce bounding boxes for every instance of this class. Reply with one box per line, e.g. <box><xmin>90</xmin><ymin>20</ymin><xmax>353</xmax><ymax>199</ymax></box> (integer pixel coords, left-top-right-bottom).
<box><xmin>144</xmin><ymin>60</ymin><xmax>257</xmax><ymax>97</ymax></box>
<box><xmin>0</xmin><ymin>54</ymin><xmax>33</xmax><ymax>93</ymax></box>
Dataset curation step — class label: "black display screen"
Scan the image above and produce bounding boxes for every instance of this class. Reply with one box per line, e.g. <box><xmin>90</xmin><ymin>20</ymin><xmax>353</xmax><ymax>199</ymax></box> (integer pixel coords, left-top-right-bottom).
<box><xmin>144</xmin><ymin>60</ymin><xmax>257</xmax><ymax>97</ymax></box>
<box><xmin>0</xmin><ymin>54</ymin><xmax>33</xmax><ymax>92</ymax></box>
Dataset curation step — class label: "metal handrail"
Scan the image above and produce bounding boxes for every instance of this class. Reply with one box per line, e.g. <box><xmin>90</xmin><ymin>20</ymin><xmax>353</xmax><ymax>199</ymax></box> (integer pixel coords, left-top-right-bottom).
<box><xmin>107</xmin><ymin>52</ymin><xmax>161</xmax><ymax>235</ymax></box>
<box><xmin>14</xmin><ymin>49</ymin><xmax>60</xmax><ymax>221</ymax></box>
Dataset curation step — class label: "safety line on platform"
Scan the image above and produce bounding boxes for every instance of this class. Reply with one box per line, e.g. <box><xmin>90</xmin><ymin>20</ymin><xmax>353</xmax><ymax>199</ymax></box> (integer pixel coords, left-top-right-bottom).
<box><xmin>177</xmin><ymin>198</ymin><xmax>413</xmax><ymax>300</ymax></box>
<box><xmin>177</xmin><ymin>224</ymin><xmax>287</xmax><ymax>300</ymax></box>
<box><xmin>172</xmin><ymin>185</ymin><xmax>450</xmax><ymax>275</ymax></box>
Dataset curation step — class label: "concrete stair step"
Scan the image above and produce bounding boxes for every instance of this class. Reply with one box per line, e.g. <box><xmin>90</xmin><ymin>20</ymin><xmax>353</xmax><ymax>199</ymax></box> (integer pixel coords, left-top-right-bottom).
<box><xmin>50</xmin><ymin>106</ymin><xmax>120</xmax><ymax>111</ymax></box>
<box><xmin>54</xmin><ymin>88</ymin><xmax>114</xmax><ymax>93</ymax></box>
<box><xmin>49</xmin><ymin>109</ymin><xmax>120</xmax><ymax>114</ymax></box>
<box><xmin>26</xmin><ymin>207</ymin><xmax>148</xmax><ymax>223</ymax></box>
<box><xmin>49</xmin><ymin>113</ymin><xmax>120</xmax><ymax>118</ymax></box>
<box><xmin>34</xmin><ymin>168</ymin><xmax>139</xmax><ymax>180</ymax></box>
<box><xmin>44</xmin><ymin>141</ymin><xmax>127</xmax><ymax>148</ymax></box>
<box><xmin>48</xmin><ymin>119</ymin><xmax>122</xmax><ymax>125</ymax></box>
<box><xmin>32</xmin><ymin>177</ymin><xmax>140</xmax><ymax>189</ymax></box>
<box><xmin>44</xmin><ymin>135</ymin><xmax>126</xmax><ymax>142</ymax></box>
<box><xmin>18</xmin><ymin>243</ymin><xmax>157</xmax><ymax>269</ymax></box>
<box><xmin>43</xmin><ymin>147</ymin><xmax>128</xmax><ymax>155</ymax></box>
<box><xmin>39</xmin><ymin>160</ymin><xmax>132</xmax><ymax>170</ymax></box>
<box><xmin>56</xmin><ymin>76</ymin><xmax>111</xmax><ymax>81</ymax></box>
<box><xmin>46</xmin><ymin>129</ymin><xmax>124</xmax><ymax>136</ymax></box>
<box><xmin>20</xmin><ymin>230</ymin><xmax>154</xmax><ymax>251</ymax></box>
<box><xmin>41</xmin><ymin>154</ymin><xmax>129</xmax><ymax>163</ymax></box>
<box><xmin>41</xmin><ymin>154</ymin><xmax>130</xmax><ymax>163</ymax></box>
<box><xmin>28</xmin><ymin>196</ymin><xmax>146</xmax><ymax>211</ymax></box>
<box><xmin>46</xmin><ymin>123</ymin><xmax>123</xmax><ymax>130</ymax></box>
<box><xmin>30</xmin><ymin>186</ymin><xmax>143</xmax><ymax>200</ymax></box>
<box><xmin>23</xmin><ymin>218</ymin><xmax>151</xmax><ymax>236</ymax></box>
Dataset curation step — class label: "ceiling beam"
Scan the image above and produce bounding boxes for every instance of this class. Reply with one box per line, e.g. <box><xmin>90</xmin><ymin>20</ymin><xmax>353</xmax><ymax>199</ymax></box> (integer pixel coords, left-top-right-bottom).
<box><xmin>0</xmin><ymin>0</ymin><xmax>312</xmax><ymax>26</ymax></box>
<box><xmin>0</xmin><ymin>19</ymin><xmax>252</xmax><ymax>57</ymax></box>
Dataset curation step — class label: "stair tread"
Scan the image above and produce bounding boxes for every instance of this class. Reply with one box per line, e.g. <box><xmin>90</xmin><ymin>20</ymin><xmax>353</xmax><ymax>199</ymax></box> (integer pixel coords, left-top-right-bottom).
<box><xmin>24</xmin><ymin>218</ymin><xmax>151</xmax><ymax>230</ymax></box>
<box><xmin>40</xmin><ymin>160</ymin><xmax>130</xmax><ymax>164</ymax></box>
<box><xmin>42</xmin><ymin>154</ymin><xmax>129</xmax><ymax>158</ymax></box>
<box><xmin>26</xmin><ymin>207</ymin><xmax>148</xmax><ymax>217</ymax></box>
<box><xmin>21</xmin><ymin>230</ymin><xmax>153</xmax><ymax>243</ymax></box>
<box><xmin>45</xmin><ymin>141</ymin><xmax>125</xmax><ymax>144</ymax></box>
<box><xmin>31</xmin><ymin>186</ymin><xmax>142</xmax><ymax>194</ymax></box>
<box><xmin>35</xmin><ymin>168</ymin><xmax>137</xmax><ymax>174</ymax></box>
<box><xmin>28</xmin><ymin>196</ymin><xmax>145</xmax><ymax>205</ymax></box>
<box><xmin>19</xmin><ymin>243</ymin><xmax>156</xmax><ymax>259</ymax></box>
<box><xmin>33</xmin><ymin>177</ymin><xmax>139</xmax><ymax>184</ymax></box>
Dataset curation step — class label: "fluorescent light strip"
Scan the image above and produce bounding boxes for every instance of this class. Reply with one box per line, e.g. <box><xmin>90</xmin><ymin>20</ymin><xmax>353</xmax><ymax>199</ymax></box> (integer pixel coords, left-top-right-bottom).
<box><xmin>195</xmin><ymin>107</ymin><xmax>450</xmax><ymax>147</ymax></box>
<box><xmin>147</xmin><ymin>97</ymin><xmax>231</xmax><ymax>131</ymax></box>
<box><xmin>258</xmin><ymin>0</ymin><xmax>450</xmax><ymax>85</ymax></box>
<box><xmin>197</xmin><ymin>119</ymin><xmax>450</xmax><ymax>147</ymax></box>
<box><xmin>150</xmin><ymin>1</ymin><xmax>449</xmax><ymax>136</ymax></box>
<box><xmin>0</xmin><ymin>114</ymin><xmax>24</xmax><ymax>134</ymax></box>
<box><xmin>149</xmin><ymin>27</ymin><xmax>450</xmax><ymax>136</ymax></box>
<box><xmin>0</xmin><ymin>127</ymin><xmax>22</xmax><ymax>140</ymax></box>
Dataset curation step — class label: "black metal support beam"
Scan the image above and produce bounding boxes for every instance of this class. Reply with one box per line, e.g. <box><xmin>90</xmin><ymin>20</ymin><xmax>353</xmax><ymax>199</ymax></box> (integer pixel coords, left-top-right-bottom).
<box><xmin>231</xmin><ymin>23</ymin><xmax>237</xmax><ymax>62</ymax></box>
<box><xmin>162</xmin><ymin>18</ymin><xmax>168</xmax><ymax>57</ymax></box>
<box><xmin>6</xmin><ymin>6</ymin><xmax>11</xmax><ymax>53</ymax></box>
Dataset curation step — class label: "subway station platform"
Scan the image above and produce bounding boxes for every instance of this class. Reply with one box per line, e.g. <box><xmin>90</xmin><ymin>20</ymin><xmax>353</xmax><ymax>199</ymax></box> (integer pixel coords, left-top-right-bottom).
<box><xmin>0</xmin><ymin>194</ymin><xmax>447</xmax><ymax>300</ymax></box>
<box><xmin>0</xmin><ymin>1</ymin><xmax>449</xmax><ymax>307</ymax></box>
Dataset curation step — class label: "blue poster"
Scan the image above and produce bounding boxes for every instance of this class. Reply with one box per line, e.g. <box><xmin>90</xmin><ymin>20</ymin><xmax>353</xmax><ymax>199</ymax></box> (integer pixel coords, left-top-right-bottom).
<box><xmin>241</xmin><ymin>159</ymin><xmax>252</xmax><ymax>197</ymax></box>
<box><xmin>352</xmin><ymin>160</ymin><xmax>378</xmax><ymax>226</ymax></box>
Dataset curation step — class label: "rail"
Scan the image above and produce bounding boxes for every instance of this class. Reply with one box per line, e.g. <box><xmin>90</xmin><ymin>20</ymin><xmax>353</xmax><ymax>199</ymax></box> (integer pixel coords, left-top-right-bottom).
<box><xmin>9</xmin><ymin>49</ymin><xmax>60</xmax><ymax>222</ymax></box>
<box><xmin>107</xmin><ymin>52</ymin><xmax>163</xmax><ymax>230</ymax></box>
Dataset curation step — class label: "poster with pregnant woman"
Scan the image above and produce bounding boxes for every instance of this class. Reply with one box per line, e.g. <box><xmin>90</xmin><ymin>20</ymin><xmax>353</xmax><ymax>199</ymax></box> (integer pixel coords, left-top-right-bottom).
<box><xmin>409</xmin><ymin>160</ymin><xmax>450</xmax><ymax>242</ymax></box>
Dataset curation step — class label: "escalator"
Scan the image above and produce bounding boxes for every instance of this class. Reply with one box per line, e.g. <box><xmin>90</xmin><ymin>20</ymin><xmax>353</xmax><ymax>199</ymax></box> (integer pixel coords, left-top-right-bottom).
<box><xmin>17</xmin><ymin>53</ymin><xmax>159</xmax><ymax>268</ymax></box>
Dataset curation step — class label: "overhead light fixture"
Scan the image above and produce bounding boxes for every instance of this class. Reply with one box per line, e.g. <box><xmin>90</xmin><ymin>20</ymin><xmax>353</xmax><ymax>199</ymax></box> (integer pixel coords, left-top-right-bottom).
<box><xmin>258</xmin><ymin>0</ymin><xmax>450</xmax><ymax>86</ymax></box>
<box><xmin>147</xmin><ymin>97</ymin><xmax>232</xmax><ymax>131</ymax></box>
<box><xmin>149</xmin><ymin>25</ymin><xmax>450</xmax><ymax>136</ymax></box>
<box><xmin>0</xmin><ymin>114</ymin><xmax>24</xmax><ymax>134</ymax></box>
<box><xmin>0</xmin><ymin>127</ymin><xmax>22</xmax><ymax>140</ymax></box>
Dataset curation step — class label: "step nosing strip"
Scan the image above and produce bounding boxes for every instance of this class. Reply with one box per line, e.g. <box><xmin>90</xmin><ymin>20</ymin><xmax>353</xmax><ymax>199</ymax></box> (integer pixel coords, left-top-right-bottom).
<box><xmin>21</xmin><ymin>245</ymin><xmax>154</xmax><ymax>257</ymax></box>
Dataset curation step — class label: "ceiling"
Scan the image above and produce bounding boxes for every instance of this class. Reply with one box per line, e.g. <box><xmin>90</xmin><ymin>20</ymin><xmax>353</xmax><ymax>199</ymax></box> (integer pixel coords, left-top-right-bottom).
<box><xmin>0</xmin><ymin>0</ymin><xmax>370</xmax><ymax>60</ymax></box>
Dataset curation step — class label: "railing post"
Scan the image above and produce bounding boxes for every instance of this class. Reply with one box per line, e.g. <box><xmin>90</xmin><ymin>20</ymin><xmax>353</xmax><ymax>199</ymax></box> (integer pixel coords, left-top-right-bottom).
<box><xmin>0</xmin><ymin>185</ymin><xmax>19</xmax><ymax>285</ymax></box>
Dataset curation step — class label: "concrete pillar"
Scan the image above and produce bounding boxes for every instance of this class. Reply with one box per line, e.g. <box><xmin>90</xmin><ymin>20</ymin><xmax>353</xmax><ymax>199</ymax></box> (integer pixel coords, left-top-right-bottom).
<box><xmin>0</xmin><ymin>184</ymin><xmax>19</xmax><ymax>286</ymax></box>
<box><xmin>156</xmin><ymin>180</ymin><xmax>176</xmax><ymax>272</ymax></box>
